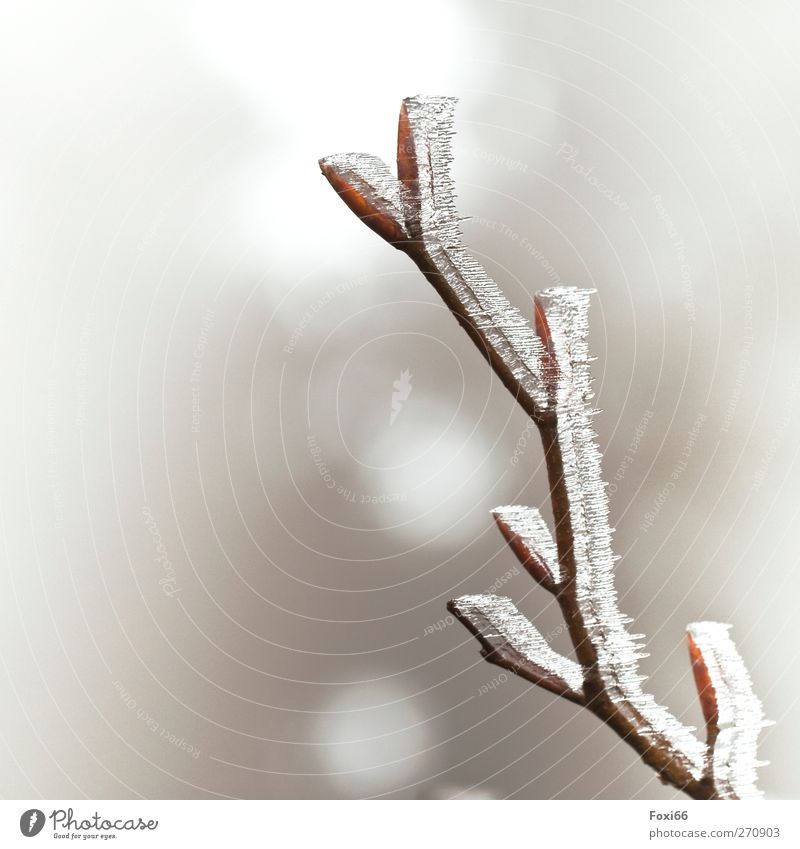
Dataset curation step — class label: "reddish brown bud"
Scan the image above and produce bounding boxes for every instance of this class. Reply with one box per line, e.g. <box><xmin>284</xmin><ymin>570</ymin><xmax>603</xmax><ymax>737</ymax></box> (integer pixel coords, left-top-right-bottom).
<box><xmin>688</xmin><ymin>631</ymin><xmax>719</xmax><ymax>731</ymax></box>
<box><xmin>493</xmin><ymin>511</ymin><xmax>557</xmax><ymax>591</ymax></box>
<box><xmin>396</xmin><ymin>101</ymin><xmax>418</xmax><ymax>193</ymax></box>
<box><xmin>319</xmin><ymin>155</ymin><xmax>409</xmax><ymax>246</ymax></box>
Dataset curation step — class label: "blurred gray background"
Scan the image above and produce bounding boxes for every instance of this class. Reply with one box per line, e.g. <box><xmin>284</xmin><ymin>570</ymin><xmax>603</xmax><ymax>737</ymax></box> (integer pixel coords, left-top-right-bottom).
<box><xmin>1</xmin><ymin>0</ymin><xmax>798</xmax><ymax>799</ymax></box>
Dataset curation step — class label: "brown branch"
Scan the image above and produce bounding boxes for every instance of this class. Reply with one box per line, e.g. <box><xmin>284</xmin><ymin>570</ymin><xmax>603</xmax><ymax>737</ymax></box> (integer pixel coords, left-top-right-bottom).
<box><xmin>319</xmin><ymin>95</ymin><xmax>766</xmax><ymax>800</ymax></box>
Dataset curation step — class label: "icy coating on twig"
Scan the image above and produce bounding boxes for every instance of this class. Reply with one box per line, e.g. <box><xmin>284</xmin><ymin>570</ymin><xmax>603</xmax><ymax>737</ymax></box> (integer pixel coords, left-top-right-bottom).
<box><xmin>401</xmin><ymin>97</ymin><xmax>551</xmax><ymax>414</ymax></box>
<box><xmin>687</xmin><ymin>622</ymin><xmax>768</xmax><ymax>798</ymax></box>
<box><xmin>450</xmin><ymin>594</ymin><xmax>584</xmax><ymax>700</ymax></box>
<box><xmin>538</xmin><ymin>287</ymin><xmax>707</xmax><ymax>774</ymax></box>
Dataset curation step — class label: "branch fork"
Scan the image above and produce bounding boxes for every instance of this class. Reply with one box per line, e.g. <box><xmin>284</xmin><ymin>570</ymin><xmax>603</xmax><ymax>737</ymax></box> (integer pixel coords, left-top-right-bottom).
<box><xmin>320</xmin><ymin>95</ymin><xmax>767</xmax><ymax>799</ymax></box>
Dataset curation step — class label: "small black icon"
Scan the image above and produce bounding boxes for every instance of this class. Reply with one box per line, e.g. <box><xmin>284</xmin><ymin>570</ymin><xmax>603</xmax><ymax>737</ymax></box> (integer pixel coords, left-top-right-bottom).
<box><xmin>19</xmin><ymin>809</ymin><xmax>45</xmax><ymax>837</ymax></box>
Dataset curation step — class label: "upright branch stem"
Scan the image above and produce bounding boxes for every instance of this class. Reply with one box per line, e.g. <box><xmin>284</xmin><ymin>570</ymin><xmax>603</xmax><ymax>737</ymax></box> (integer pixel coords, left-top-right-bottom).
<box><xmin>411</xmin><ymin>247</ymin><xmax>715</xmax><ymax>797</ymax></box>
<box><xmin>538</xmin><ymin>419</ymin><xmax>599</xmax><ymax>672</ymax></box>
<box><xmin>539</xmin><ymin>418</ymin><xmax>717</xmax><ymax>799</ymax></box>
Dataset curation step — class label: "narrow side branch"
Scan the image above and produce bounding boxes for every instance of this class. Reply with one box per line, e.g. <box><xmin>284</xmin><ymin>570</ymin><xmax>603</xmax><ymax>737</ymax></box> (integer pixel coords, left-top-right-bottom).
<box><xmin>449</xmin><ymin>594</ymin><xmax>584</xmax><ymax>704</ymax></box>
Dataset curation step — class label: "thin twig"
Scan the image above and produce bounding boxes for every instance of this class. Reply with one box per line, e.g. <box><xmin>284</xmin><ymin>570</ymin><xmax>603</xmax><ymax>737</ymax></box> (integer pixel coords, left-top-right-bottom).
<box><xmin>319</xmin><ymin>95</ymin><xmax>766</xmax><ymax>800</ymax></box>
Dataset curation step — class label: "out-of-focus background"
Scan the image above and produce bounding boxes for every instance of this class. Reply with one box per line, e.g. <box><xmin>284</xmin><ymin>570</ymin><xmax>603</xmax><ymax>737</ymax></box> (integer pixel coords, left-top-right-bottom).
<box><xmin>1</xmin><ymin>0</ymin><xmax>798</xmax><ymax>800</ymax></box>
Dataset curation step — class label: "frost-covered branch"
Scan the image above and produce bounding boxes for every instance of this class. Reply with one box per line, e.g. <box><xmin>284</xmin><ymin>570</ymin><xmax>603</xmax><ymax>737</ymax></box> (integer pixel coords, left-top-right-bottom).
<box><xmin>688</xmin><ymin>622</ymin><xmax>768</xmax><ymax>799</ymax></box>
<box><xmin>320</xmin><ymin>97</ymin><xmax>551</xmax><ymax>425</ymax></box>
<box><xmin>319</xmin><ymin>95</ymin><xmax>767</xmax><ymax>800</ymax></box>
<box><xmin>534</xmin><ymin>286</ymin><xmax>708</xmax><ymax>790</ymax></box>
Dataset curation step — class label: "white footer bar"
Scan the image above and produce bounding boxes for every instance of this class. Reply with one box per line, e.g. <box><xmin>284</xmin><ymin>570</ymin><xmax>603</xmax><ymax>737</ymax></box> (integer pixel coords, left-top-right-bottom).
<box><xmin>2</xmin><ymin>799</ymin><xmax>797</xmax><ymax>848</ymax></box>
